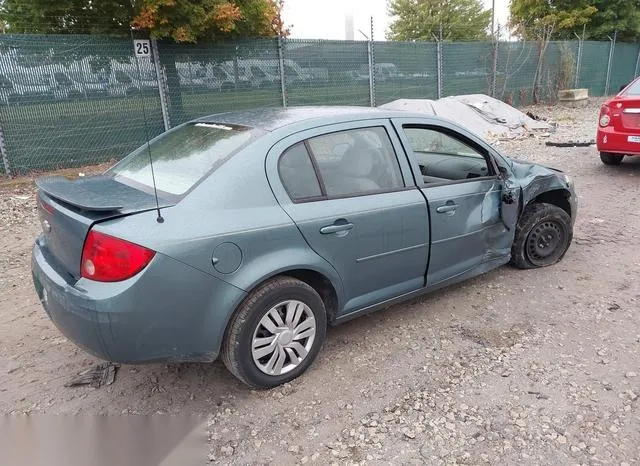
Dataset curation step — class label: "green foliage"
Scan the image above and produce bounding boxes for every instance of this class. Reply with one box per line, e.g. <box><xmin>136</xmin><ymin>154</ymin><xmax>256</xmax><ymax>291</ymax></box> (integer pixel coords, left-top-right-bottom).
<box><xmin>0</xmin><ymin>0</ymin><xmax>136</xmax><ymax>35</ymax></box>
<box><xmin>509</xmin><ymin>0</ymin><xmax>612</xmax><ymax>40</ymax></box>
<box><xmin>0</xmin><ymin>0</ymin><xmax>286</xmax><ymax>42</ymax></box>
<box><xmin>387</xmin><ymin>0</ymin><xmax>492</xmax><ymax>41</ymax></box>
<box><xmin>133</xmin><ymin>0</ymin><xmax>282</xmax><ymax>42</ymax></box>
<box><xmin>587</xmin><ymin>0</ymin><xmax>640</xmax><ymax>41</ymax></box>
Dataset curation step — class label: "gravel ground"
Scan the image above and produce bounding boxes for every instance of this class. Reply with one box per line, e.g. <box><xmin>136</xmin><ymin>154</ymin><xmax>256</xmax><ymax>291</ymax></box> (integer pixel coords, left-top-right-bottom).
<box><xmin>1</xmin><ymin>98</ymin><xmax>640</xmax><ymax>465</ymax></box>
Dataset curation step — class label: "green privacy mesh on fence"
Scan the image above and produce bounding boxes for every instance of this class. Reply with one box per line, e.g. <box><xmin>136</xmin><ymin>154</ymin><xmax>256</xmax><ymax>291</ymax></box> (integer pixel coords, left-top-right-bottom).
<box><xmin>375</xmin><ymin>41</ymin><xmax>438</xmax><ymax>104</ymax></box>
<box><xmin>0</xmin><ymin>34</ymin><xmax>165</xmax><ymax>175</ymax></box>
<box><xmin>443</xmin><ymin>42</ymin><xmax>494</xmax><ymax>97</ymax></box>
<box><xmin>157</xmin><ymin>38</ymin><xmax>283</xmax><ymax>126</ymax></box>
<box><xmin>284</xmin><ymin>39</ymin><xmax>370</xmax><ymax>107</ymax></box>
<box><xmin>610</xmin><ymin>42</ymin><xmax>639</xmax><ymax>93</ymax></box>
<box><xmin>0</xmin><ymin>34</ymin><xmax>638</xmax><ymax>175</ymax></box>
<box><xmin>579</xmin><ymin>41</ymin><xmax>612</xmax><ymax>98</ymax></box>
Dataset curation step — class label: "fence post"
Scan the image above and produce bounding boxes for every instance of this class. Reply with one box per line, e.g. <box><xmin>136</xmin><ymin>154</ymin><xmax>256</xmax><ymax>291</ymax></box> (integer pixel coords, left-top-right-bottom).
<box><xmin>435</xmin><ymin>24</ymin><xmax>443</xmax><ymax>99</ymax></box>
<box><xmin>0</xmin><ymin>122</ymin><xmax>11</xmax><ymax>178</ymax></box>
<box><xmin>151</xmin><ymin>39</ymin><xmax>171</xmax><ymax>131</ymax></box>
<box><xmin>277</xmin><ymin>36</ymin><xmax>287</xmax><ymax>108</ymax></box>
<box><xmin>490</xmin><ymin>30</ymin><xmax>499</xmax><ymax>98</ymax></box>
<box><xmin>367</xmin><ymin>41</ymin><xmax>375</xmax><ymax>107</ymax></box>
<box><xmin>574</xmin><ymin>33</ymin><xmax>583</xmax><ymax>89</ymax></box>
<box><xmin>635</xmin><ymin>44</ymin><xmax>640</xmax><ymax>78</ymax></box>
<box><xmin>605</xmin><ymin>30</ymin><xmax>617</xmax><ymax>95</ymax></box>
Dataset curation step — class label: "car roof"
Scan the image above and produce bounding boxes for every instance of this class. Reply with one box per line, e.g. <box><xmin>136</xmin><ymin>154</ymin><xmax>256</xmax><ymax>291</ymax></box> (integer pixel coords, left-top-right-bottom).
<box><xmin>194</xmin><ymin>106</ymin><xmax>427</xmax><ymax>131</ymax></box>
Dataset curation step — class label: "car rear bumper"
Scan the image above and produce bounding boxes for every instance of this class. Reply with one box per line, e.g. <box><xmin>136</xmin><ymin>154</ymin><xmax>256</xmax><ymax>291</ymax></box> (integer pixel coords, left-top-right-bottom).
<box><xmin>31</xmin><ymin>238</ymin><xmax>247</xmax><ymax>364</ymax></box>
<box><xmin>596</xmin><ymin>127</ymin><xmax>640</xmax><ymax>155</ymax></box>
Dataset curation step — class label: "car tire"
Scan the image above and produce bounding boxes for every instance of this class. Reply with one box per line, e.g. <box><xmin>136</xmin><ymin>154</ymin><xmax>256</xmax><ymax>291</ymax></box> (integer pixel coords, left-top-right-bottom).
<box><xmin>221</xmin><ymin>276</ymin><xmax>327</xmax><ymax>388</ymax></box>
<box><xmin>510</xmin><ymin>202</ymin><xmax>573</xmax><ymax>269</ymax></box>
<box><xmin>600</xmin><ymin>152</ymin><xmax>624</xmax><ymax>165</ymax></box>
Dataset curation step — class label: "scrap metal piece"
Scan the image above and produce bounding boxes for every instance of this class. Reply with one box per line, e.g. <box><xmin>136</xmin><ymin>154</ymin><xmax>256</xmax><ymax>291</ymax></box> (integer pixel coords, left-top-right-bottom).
<box><xmin>65</xmin><ymin>362</ymin><xmax>119</xmax><ymax>388</ymax></box>
<box><xmin>545</xmin><ymin>140</ymin><xmax>595</xmax><ymax>147</ymax></box>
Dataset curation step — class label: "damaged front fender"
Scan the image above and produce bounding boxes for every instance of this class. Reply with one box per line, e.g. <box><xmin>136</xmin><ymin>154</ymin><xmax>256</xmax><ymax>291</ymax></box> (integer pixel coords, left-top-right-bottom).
<box><xmin>509</xmin><ymin>159</ymin><xmax>577</xmax><ymax>223</ymax></box>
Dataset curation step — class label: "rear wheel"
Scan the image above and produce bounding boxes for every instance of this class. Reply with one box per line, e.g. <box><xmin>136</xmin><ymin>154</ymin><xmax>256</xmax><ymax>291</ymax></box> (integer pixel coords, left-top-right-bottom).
<box><xmin>221</xmin><ymin>276</ymin><xmax>327</xmax><ymax>388</ymax></box>
<box><xmin>510</xmin><ymin>203</ymin><xmax>572</xmax><ymax>269</ymax></box>
<box><xmin>600</xmin><ymin>152</ymin><xmax>624</xmax><ymax>165</ymax></box>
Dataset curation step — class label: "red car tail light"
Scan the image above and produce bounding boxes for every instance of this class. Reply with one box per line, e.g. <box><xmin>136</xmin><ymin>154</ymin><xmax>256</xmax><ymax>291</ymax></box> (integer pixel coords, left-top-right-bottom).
<box><xmin>37</xmin><ymin>192</ymin><xmax>55</xmax><ymax>215</ymax></box>
<box><xmin>81</xmin><ymin>230</ymin><xmax>155</xmax><ymax>282</ymax></box>
<box><xmin>599</xmin><ymin>105</ymin><xmax>611</xmax><ymax>127</ymax></box>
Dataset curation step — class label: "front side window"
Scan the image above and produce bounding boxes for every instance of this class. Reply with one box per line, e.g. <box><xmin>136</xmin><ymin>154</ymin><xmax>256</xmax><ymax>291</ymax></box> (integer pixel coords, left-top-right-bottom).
<box><xmin>109</xmin><ymin>122</ymin><xmax>260</xmax><ymax>196</ymax></box>
<box><xmin>307</xmin><ymin>126</ymin><xmax>404</xmax><ymax>198</ymax></box>
<box><xmin>403</xmin><ymin>127</ymin><xmax>492</xmax><ymax>183</ymax></box>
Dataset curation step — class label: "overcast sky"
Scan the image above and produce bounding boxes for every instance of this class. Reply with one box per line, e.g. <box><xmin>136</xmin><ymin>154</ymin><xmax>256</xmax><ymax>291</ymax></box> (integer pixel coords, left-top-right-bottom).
<box><xmin>282</xmin><ymin>0</ymin><xmax>511</xmax><ymax>40</ymax></box>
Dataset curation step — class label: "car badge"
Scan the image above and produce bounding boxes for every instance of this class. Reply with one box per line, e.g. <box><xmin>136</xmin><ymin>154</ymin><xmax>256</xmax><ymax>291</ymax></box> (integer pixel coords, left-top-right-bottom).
<box><xmin>616</xmin><ymin>103</ymin><xmax>623</xmax><ymax>108</ymax></box>
<box><xmin>42</xmin><ymin>219</ymin><xmax>51</xmax><ymax>233</ymax></box>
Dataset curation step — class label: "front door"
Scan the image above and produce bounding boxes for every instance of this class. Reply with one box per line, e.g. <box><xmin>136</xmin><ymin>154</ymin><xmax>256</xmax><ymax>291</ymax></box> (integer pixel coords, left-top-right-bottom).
<box><xmin>266</xmin><ymin>121</ymin><xmax>429</xmax><ymax>315</ymax></box>
<box><xmin>392</xmin><ymin>119</ymin><xmax>516</xmax><ymax>286</ymax></box>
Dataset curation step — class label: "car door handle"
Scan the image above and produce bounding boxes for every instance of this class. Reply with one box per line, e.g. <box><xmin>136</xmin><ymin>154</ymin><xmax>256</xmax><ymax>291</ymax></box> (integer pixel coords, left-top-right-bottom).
<box><xmin>436</xmin><ymin>204</ymin><xmax>458</xmax><ymax>213</ymax></box>
<box><xmin>320</xmin><ymin>222</ymin><xmax>354</xmax><ymax>235</ymax></box>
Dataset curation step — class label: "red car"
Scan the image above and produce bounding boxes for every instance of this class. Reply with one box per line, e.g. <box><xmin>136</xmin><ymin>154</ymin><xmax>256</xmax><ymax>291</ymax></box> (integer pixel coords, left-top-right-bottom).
<box><xmin>597</xmin><ymin>77</ymin><xmax>640</xmax><ymax>165</ymax></box>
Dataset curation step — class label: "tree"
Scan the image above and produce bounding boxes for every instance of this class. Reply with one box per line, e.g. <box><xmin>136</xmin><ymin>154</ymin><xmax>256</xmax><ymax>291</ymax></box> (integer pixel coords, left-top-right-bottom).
<box><xmin>509</xmin><ymin>1</ymin><xmax>597</xmax><ymax>40</ymax></box>
<box><xmin>0</xmin><ymin>0</ymin><xmax>288</xmax><ymax>40</ymax></box>
<box><xmin>386</xmin><ymin>0</ymin><xmax>492</xmax><ymax>41</ymax></box>
<box><xmin>587</xmin><ymin>0</ymin><xmax>640</xmax><ymax>41</ymax></box>
<box><xmin>132</xmin><ymin>0</ymin><xmax>288</xmax><ymax>42</ymax></box>
<box><xmin>0</xmin><ymin>0</ymin><xmax>137</xmax><ymax>35</ymax></box>
<box><xmin>509</xmin><ymin>1</ymin><xmax>597</xmax><ymax>103</ymax></box>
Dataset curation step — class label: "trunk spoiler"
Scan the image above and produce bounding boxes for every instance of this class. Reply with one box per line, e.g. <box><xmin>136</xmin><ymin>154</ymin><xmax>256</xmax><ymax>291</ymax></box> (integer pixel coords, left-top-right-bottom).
<box><xmin>35</xmin><ymin>175</ymin><xmax>174</xmax><ymax>213</ymax></box>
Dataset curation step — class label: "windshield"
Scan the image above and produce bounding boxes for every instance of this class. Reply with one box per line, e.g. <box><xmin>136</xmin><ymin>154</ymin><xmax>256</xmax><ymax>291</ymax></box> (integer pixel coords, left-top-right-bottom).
<box><xmin>108</xmin><ymin>122</ymin><xmax>260</xmax><ymax>196</ymax></box>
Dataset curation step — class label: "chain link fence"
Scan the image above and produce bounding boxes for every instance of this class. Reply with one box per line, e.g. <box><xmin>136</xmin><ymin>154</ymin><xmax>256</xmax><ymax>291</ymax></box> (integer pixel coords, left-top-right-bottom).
<box><xmin>0</xmin><ymin>33</ymin><xmax>638</xmax><ymax>176</ymax></box>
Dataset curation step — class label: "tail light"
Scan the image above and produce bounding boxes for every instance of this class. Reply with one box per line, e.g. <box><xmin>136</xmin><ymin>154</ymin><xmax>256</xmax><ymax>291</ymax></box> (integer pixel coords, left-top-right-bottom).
<box><xmin>36</xmin><ymin>191</ymin><xmax>55</xmax><ymax>215</ymax></box>
<box><xmin>599</xmin><ymin>105</ymin><xmax>611</xmax><ymax>127</ymax></box>
<box><xmin>81</xmin><ymin>230</ymin><xmax>155</xmax><ymax>282</ymax></box>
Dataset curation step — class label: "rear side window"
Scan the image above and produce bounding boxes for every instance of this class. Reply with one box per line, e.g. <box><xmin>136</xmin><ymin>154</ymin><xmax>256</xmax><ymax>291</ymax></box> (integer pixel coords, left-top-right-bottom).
<box><xmin>279</xmin><ymin>143</ymin><xmax>322</xmax><ymax>201</ymax></box>
<box><xmin>622</xmin><ymin>79</ymin><xmax>640</xmax><ymax>96</ymax></box>
<box><xmin>109</xmin><ymin>122</ymin><xmax>260</xmax><ymax>196</ymax></box>
<box><xmin>307</xmin><ymin>126</ymin><xmax>404</xmax><ymax>198</ymax></box>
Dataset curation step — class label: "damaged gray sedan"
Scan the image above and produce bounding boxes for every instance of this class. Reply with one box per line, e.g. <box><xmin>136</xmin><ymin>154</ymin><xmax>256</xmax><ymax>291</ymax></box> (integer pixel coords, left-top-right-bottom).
<box><xmin>31</xmin><ymin>107</ymin><xmax>577</xmax><ymax>388</ymax></box>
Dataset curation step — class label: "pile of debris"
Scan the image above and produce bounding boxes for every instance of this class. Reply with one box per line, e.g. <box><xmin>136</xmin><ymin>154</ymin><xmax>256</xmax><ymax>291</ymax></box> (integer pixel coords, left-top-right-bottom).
<box><xmin>380</xmin><ymin>94</ymin><xmax>553</xmax><ymax>142</ymax></box>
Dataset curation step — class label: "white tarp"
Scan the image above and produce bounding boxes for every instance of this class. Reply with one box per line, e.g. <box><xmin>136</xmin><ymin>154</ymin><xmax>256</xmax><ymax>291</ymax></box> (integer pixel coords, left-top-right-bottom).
<box><xmin>380</xmin><ymin>94</ymin><xmax>549</xmax><ymax>138</ymax></box>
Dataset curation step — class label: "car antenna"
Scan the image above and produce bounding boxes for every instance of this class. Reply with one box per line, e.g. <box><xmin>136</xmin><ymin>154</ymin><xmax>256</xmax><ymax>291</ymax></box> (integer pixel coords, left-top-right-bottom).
<box><xmin>130</xmin><ymin>28</ymin><xmax>164</xmax><ymax>223</ymax></box>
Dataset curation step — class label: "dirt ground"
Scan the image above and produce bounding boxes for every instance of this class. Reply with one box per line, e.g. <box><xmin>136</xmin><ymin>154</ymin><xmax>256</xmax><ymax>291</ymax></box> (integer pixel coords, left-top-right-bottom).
<box><xmin>1</xmin><ymin>99</ymin><xmax>639</xmax><ymax>465</ymax></box>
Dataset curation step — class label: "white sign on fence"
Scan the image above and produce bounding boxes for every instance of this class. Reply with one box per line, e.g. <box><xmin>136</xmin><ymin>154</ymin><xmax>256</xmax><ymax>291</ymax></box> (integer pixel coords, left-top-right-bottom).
<box><xmin>133</xmin><ymin>40</ymin><xmax>151</xmax><ymax>57</ymax></box>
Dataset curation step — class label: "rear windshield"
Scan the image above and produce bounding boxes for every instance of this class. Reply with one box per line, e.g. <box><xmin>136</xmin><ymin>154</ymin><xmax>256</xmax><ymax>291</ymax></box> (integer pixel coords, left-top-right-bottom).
<box><xmin>108</xmin><ymin>122</ymin><xmax>260</xmax><ymax>196</ymax></box>
<box><xmin>622</xmin><ymin>79</ymin><xmax>640</xmax><ymax>96</ymax></box>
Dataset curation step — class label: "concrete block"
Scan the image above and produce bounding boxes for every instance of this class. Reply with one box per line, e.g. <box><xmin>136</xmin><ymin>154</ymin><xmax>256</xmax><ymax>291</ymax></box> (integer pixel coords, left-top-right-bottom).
<box><xmin>558</xmin><ymin>88</ymin><xmax>589</xmax><ymax>108</ymax></box>
<box><xmin>558</xmin><ymin>88</ymin><xmax>589</xmax><ymax>101</ymax></box>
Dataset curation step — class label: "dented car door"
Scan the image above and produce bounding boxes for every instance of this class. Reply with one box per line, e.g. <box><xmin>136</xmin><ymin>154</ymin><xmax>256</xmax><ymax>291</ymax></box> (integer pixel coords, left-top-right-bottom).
<box><xmin>392</xmin><ymin>118</ymin><xmax>520</xmax><ymax>286</ymax></box>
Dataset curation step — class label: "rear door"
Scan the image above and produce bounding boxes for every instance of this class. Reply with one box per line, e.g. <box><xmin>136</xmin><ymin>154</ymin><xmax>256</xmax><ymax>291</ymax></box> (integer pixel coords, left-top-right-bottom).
<box><xmin>266</xmin><ymin>120</ymin><xmax>429</xmax><ymax>315</ymax></box>
<box><xmin>392</xmin><ymin>118</ymin><xmax>514</xmax><ymax>287</ymax></box>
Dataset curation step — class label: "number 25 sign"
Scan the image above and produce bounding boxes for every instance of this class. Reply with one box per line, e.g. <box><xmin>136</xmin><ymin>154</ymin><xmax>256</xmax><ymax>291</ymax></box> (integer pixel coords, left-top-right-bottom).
<box><xmin>134</xmin><ymin>40</ymin><xmax>151</xmax><ymax>57</ymax></box>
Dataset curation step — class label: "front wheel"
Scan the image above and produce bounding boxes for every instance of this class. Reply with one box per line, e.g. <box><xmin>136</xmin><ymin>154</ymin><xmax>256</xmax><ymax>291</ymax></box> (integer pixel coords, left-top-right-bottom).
<box><xmin>221</xmin><ymin>276</ymin><xmax>327</xmax><ymax>388</ymax></box>
<box><xmin>510</xmin><ymin>203</ymin><xmax>573</xmax><ymax>269</ymax></box>
<box><xmin>600</xmin><ymin>152</ymin><xmax>624</xmax><ymax>165</ymax></box>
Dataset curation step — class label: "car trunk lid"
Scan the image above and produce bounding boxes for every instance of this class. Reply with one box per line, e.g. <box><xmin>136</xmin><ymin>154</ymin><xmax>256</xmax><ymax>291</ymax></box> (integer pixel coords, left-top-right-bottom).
<box><xmin>36</xmin><ymin>175</ymin><xmax>174</xmax><ymax>280</ymax></box>
<box><xmin>609</xmin><ymin>96</ymin><xmax>640</xmax><ymax>131</ymax></box>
